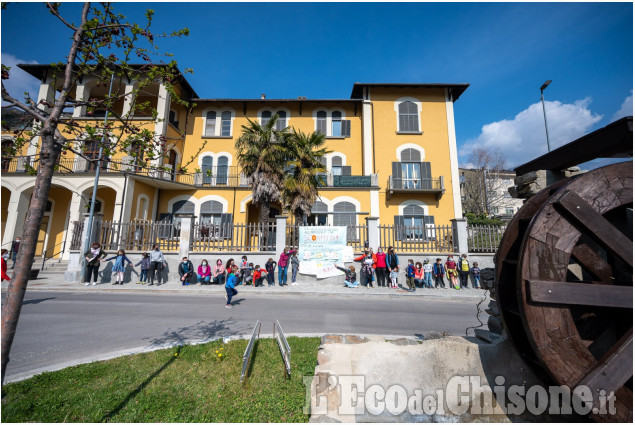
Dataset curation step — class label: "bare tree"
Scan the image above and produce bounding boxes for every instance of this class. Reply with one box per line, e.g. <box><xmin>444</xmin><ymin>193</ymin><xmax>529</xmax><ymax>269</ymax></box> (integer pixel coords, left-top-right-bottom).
<box><xmin>461</xmin><ymin>147</ymin><xmax>509</xmax><ymax>216</ymax></box>
<box><xmin>0</xmin><ymin>2</ymin><xmax>195</xmax><ymax>383</ymax></box>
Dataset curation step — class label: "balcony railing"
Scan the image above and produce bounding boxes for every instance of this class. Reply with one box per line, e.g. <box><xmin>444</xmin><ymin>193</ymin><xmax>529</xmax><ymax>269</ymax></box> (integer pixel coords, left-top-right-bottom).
<box><xmin>387</xmin><ymin>176</ymin><xmax>445</xmax><ymax>200</ymax></box>
<box><xmin>318</xmin><ymin>173</ymin><xmax>378</xmax><ymax>188</ymax></box>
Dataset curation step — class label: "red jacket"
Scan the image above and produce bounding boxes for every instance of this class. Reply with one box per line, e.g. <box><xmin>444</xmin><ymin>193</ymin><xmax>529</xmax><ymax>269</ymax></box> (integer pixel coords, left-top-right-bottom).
<box><xmin>1</xmin><ymin>258</ymin><xmax>10</xmax><ymax>281</ymax></box>
<box><xmin>252</xmin><ymin>268</ymin><xmax>267</xmax><ymax>283</ymax></box>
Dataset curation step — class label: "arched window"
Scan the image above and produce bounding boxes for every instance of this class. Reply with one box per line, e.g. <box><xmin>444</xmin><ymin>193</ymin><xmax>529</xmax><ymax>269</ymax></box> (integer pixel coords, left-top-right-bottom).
<box><xmin>331</xmin><ymin>111</ymin><xmax>342</xmax><ymax>137</ymax></box>
<box><xmin>221</xmin><ymin>111</ymin><xmax>231</xmax><ymax>136</ymax></box>
<box><xmin>205</xmin><ymin>111</ymin><xmax>216</xmax><ymax>136</ymax></box>
<box><xmin>200</xmin><ymin>200</ymin><xmax>224</xmax><ymax>226</ymax></box>
<box><xmin>398</xmin><ymin>101</ymin><xmax>419</xmax><ymax>132</ymax></box>
<box><xmin>172</xmin><ymin>200</ymin><xmax>195</xmax><ymax>215</ymax></box>
<box><xmin>400</xmin><ymin>148</ymin><xmax>422</xmax><ymax>189</ymax></box>
<box><xmin>403</xmin><ymin>204</ymin><xmax>425</xmax><ymax>240</ymax></box>
<box><xmin>201</xmin><ymin>156</ymin><xmax>213</xmax><ymax>185</ymax></box>
<box><xmin>333</xmin><ymin>201</ymin><xmax>357</xmax><ymax>241</ymax></box>
<box><xmin>84</xmin><ymin>200</ymin><xmax>102</xmax><ymax>213</ymax></box>
<box><xmin>308</xmin><ymin>201</ymin><xmax>328</xmax><ymax>226</ymax></box>
<box><xmin>261</xmin><ymin>110</ymin><xmax>272</xmax><ymax>127</ymax></box>
<box><xmin>276</xmin><ymin>110</ymin><xmax>287</xmax><ymax>131</ymax></box>
<box><xmin>216</xmin><ymin>156</ymin><xmax>228</xmax><ymax>185</ymax></box>
<box><xmin>316</xmin><ymin>111</ymin><xmax>327</xmax><ymax>135</ymax></box>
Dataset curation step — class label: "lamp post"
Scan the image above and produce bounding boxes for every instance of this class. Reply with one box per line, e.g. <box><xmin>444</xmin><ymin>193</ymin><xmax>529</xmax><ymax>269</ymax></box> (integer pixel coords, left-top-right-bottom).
<box><xmin>81</xmin><ymin>71</ymin><xmax>115</xmax><ymax>278</ymax></box>
<box><xmin>540</xmin><ymin>80</ymin><xmax>552</xmax><ymax>152</ymax></box>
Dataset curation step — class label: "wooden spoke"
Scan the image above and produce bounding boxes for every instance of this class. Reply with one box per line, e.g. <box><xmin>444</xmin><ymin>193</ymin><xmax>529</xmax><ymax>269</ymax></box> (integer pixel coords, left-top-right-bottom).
<box><xmin>553</xmin><ymin>190</ymin><xmax>633</xmax><ymax>268</ymax></box>
<box><xmin>577</xmin><ymin>329</ymin><xmax>633</xmax><ymax>402</ymax></box>
<box><xmin>571</xmin><ymin>243</ymin><xmax>613</xmax><ymax>284</ymax></box>
<box><xmin>528</xmin><ymin>280</ymin><xmax>632</xmax><ymax>309</ymax></box>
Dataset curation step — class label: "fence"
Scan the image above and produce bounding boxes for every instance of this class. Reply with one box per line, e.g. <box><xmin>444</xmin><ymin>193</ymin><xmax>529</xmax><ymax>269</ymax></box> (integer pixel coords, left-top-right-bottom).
<box><xmin>69</xmin><ymin>220</ymin><xmax>85</xmax><ymax>250</ymax></box>
<box><xmin>378</xmin><ymin>224</ymin><xmax>453</xmax><ymax>253</ymax></box>
<box><xmin>72</xmin><ymin>219</ymin><xmax>180</xmax><ymax>252</ymax></box>
<box><xmin>285</xmin><ymin>224</ymin><xmax>368</xmax><ymax>252</ymax></box>
<box><xmin>190</xmin><ymin>222</ymin><xmax>277</xmax><ymax>252</ymax></box>
<box><xmin>467</xmin><ymin>224</ymin><xmax>507</xmax><ymax>253</ymax></box>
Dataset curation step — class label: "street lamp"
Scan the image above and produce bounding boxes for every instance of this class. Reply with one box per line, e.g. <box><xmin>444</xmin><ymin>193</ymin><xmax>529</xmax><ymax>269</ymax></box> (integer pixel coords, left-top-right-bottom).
<box><xmin>540</xmin><ymin>80</ymin><xmax>552</xmax><ymax>152</ymax></box>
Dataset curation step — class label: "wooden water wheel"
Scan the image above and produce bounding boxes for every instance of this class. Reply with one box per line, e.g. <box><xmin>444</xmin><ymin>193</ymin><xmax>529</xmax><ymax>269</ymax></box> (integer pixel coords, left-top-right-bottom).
<box><xmin>495</xmin><ymin>161</ymin><xmax>633</xmax><ymax>422</ymax></box>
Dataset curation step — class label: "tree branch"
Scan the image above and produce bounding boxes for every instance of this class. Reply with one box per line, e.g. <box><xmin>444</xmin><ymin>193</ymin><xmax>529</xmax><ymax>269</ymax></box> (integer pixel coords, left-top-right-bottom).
<box><xmin>46</xmin><ymin>2</ymin><xmax>78</xmax><ymax>31</ymax></box>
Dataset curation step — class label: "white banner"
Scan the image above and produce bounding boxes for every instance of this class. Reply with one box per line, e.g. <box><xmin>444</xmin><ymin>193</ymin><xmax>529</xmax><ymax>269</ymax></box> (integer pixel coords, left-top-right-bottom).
<box><xmin>298</xmin><ymin>226</ymin><xmax>353</xmax><ymax>278</ymax></box>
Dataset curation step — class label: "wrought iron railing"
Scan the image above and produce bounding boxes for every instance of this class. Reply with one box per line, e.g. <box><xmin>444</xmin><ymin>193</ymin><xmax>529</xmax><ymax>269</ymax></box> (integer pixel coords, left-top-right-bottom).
<box><xmin>378</xmin><ymin>224</ymin><xmax>454</xmax><ymax>253</ymax></box>
<box><xmin>387</xmin><ymin>176</ymin><xmax>443</xmax><ymax>191</ymax></box>
<box><xmin>190</xmin><ymin>221</ymin><xmax>277</xmax><ymax>252</ymax></box>
<box><xmin>467</xmin><ymin>224</ymin><xmax>507</xmax><ymax>253</ymax></box>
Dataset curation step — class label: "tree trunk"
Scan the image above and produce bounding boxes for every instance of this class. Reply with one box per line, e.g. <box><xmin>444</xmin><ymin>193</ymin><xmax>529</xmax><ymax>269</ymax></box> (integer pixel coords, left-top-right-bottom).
<box><xmin>1</xmin><ymin>130</ymin><xmax>61</xmax><ymax>384</ymax></box>
<box><xmin>259</xmin><ymin>202</ymin><xmax>270</xmax><ymax>250</ymax></box>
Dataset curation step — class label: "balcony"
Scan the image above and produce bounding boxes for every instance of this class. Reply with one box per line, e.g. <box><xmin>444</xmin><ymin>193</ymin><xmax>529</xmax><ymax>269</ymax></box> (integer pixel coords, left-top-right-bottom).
<box><xmin>317</xmin><ymin>173</ymin><xmax>379</xmax><ymax>188</ymax></box>
<box><xmin>387</xmin><ymin>175</ymin><xmax>445</xmax><ymax>200</ymax></box>
<box><xmin>1</xmin><ymin>155</ymin><xmax>248</xmax><ymax>188</ymax></box>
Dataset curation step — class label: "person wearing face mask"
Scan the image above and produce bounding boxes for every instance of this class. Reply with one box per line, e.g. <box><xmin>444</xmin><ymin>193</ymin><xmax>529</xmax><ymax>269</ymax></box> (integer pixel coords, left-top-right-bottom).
<box><xmin>375</xmin><ymin>247</ymin><xmax>387</xmax><ymax>287</ymax></box>
<box><xmin>10</xmin><ymin>237</ymin><xmax>21</xmax><ymax>269</ymax></box>
<box><xmin>198</xmin><ymin>259</ymin><xmax>212</xmax><ymax>285</ymax></box>
<box><xmin>1</xmin><ymin>249</ymin><xmax>11</xmax><ymax>282</ymax></box>
<box><xmin>84</xmin><ymin>242</ymin><xmax>107</xmax><ymax>286</ymax></box>
<box><xmin>353</xmin><ymin>250</ymin><xmax>375</xmax><ymax>288</ymax></box>
<box><xmin>178</xmin><ymin>257</ymin><xmax>194</xmax><ymax>285</ymax></box>
<box><xmin>212</xmin><ymin>259</ymin><xmax>226</xmax><ymax>285</ymax></box>
<box><xmin>148</xmin><ymin>244</ymin><xmax>167</xmax><ymax>286</ymax></box>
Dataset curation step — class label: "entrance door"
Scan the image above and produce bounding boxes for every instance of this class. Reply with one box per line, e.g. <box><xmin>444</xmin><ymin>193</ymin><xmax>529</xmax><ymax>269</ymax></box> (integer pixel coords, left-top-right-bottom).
<box><xmin>35</xmin><ymin>215</ymin><xmax>50</xmax><ymax>257</ymax></box>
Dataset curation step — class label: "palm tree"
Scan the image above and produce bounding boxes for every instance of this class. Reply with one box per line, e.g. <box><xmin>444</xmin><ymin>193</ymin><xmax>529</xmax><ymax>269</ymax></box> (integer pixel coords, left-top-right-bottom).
<box><xmin>283</xmin><ymin>128</ymin><xmax>331</xmax><ymax>225</ymax></box>
<box><xmin>235</xmin><ymin>114</ymin><xmax>288</xmax><ymax>247</ymax></box>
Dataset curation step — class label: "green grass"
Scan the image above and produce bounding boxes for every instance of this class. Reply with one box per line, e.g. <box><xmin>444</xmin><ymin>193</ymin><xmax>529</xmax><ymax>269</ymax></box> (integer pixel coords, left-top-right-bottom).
<box><xmin>1</xmin><ymin>337</ymin><xmax>321</xmax><ymax>423</ymax></box>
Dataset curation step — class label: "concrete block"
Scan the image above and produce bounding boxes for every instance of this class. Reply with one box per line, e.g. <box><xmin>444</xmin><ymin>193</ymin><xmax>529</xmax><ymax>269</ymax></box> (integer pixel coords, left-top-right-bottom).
<box><xmin>343</xmin><ymin>335</ymin><xmax>369</xmax><ymax>344</ymax></box>
<box><xmin>487</xmin><ymin>315</ymin><xmax>503</xmax><ymax>335</ymax></box>
<box><xmin>388</xmin><ymin>338</ymin><xmax>419</xmax><ymax>346</ymax></box>
<box><xmin>322</xmin><ymin>335</ymin><xmax>344</xmax><ymax>345</ymax></box>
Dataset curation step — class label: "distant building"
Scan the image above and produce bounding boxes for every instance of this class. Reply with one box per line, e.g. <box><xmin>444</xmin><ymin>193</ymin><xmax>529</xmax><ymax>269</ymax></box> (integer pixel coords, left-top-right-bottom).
<box><xmin>459</xmin><ymin>168</ymin><xmax>523</xmax><ymax>220</ymax></box>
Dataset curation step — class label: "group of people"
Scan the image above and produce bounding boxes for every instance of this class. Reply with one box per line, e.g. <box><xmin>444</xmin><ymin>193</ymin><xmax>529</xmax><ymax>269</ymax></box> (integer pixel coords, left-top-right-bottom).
<box><xmin>83</xmin><ymin>243</ymin><xmax>167</xmax><ymax>286</ymax></box>
<box><xmin>337</xmin><ymin>247</ymin><xmax>481</xmax><ymax>292</ymax></box>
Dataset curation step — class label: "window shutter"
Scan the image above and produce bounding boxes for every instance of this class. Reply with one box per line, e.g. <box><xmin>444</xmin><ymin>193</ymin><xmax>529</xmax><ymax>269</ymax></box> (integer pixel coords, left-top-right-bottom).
<box><xmin>217</xmin><ymin>156</ymin><xmax>228</xmax><ymax>185</ymax></box>
<box><xmin>424</xmin><ymin>215</ymin><xmax>436</xmax><ymax>241</ymax></box>
<box><xmin>202</xmin><ymin>156</ymin><xmax>213</xmax><ymax>185</ymax></box>
<box><xmin>342</xmin><ymin>166</ymin><xmax>351</xmax><ymax>176</ymax></box>
<box><xmin>220</xmin><ymin>213</ymin><xmax>233</xmax><ymax>239</ymax></box>
<box><xmin>158</xmin><ymin>213</ymin><xmax>173</xmax><ymax>238</ymax></box>
<box><xmin>394</xmin><ymin>215</ymin><xmax>405</xmax><ymax>241</ymax></box>
<box><xmin>205</xmin><ymin>111</ymin><xmax>216</xmax><ymax>136</ymax></box>
<box><xmin>421</xmin><ymin>162</ymin><xmax>432</xmax><ymax>189</ymax></box>
<box><xmin>342</xmin><ymin>120</ymin><xmax>351</xmax><ymax>137</ymax></box>
<box><xmin>392</xmin><ymin>162</ymin><xmax>402</xmax><ymax>189</ymax></box>
<box><xmin>316</xmin><ymin>111</ymin><xmax>327</xmax><ymax>135</ymax></box>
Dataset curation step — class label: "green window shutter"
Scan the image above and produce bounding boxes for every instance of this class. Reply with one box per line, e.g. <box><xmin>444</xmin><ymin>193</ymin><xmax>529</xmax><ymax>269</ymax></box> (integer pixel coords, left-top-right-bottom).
<box><xmin>220</xmin><ymin>213</ymin><xmax>233</xmax><ymax>239</ymax></box>
<box><xmin>394</xmin><ymin>215</ymin><xmax>405</xmax><ymax>241</ymax></box>
<box><xmin>342</xmin><ymin>166</ymin><xmax>351</xmax><ymax>176</ymax></box>
<box><xmin>392</xmin><ymin>162</ymin><xmax>402</xmax><ymax>189</ymax></box>
<box><xmin>342</xmin><ymin>120</ymin><xmax>351</xmax><ymax>137</ymax></box>
<box><xmin>421</xmin><ymin>162</ymin><xmax>432</xmax><ymax>189</ymax></box>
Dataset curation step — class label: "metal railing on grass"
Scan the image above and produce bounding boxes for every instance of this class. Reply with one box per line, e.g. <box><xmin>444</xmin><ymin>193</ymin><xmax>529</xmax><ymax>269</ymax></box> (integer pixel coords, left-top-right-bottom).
<box><xmin>240</xmin><ymin>320</ymin><xmax>261</xmax><ymax>382</ymax></box>
<box><xmin>273</xmin><ymin>320</ymin><xmax>291</xmax><ymax>380</ymax></box>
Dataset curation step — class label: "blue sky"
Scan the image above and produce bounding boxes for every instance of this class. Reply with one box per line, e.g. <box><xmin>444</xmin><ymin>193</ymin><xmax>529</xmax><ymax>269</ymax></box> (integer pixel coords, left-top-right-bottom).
<box><xmin>2</xmin><ymin>2</ymin><xmax>632</xmax><ymax>168</ymax></box>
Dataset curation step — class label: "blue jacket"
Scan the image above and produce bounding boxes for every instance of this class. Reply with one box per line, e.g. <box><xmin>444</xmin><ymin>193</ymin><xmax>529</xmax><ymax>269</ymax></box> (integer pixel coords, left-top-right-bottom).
<box><xmin>105</xmin><ymin>255</ymin><xmax>132</xmax><ymax>265</ymax></box>
<box><xmin>226</xmin><ymin>273</ymin><xmax>237</xmax><ymax>289</ymax></box>
<box><xmin>406</xmin><ymin>264</ymin><xmax>416</xmax><ymax>277</ymax></box>
<box><xmin>433</xmin><ymin>262</ymin><xmax>445</xmax><ymax>276</ymax></box>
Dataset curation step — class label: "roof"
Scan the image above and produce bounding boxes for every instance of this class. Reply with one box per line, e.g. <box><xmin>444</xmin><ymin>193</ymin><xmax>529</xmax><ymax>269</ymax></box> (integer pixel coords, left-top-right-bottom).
<box><xmin>514</xmin><ymin>116</ymin><xmax>633</xmax><ymax>175</ymax></box>
<box><xmin>1</xmin><ymin>106</ymin><xmax>33</xmax><ymax>131</ymax></box>
<box><xmin>191</xmin><ymin>98</ymin><xmax>360</xmax><ymax>103</ymax></box>
<box><xmin>17</xmin><ymin>63</ymin><xmax>199</xmax><ymax>99</ymax></box>
<box><xmin>350</xmin><ymin>83</ymin><xmax>470</xmax><ymax>101</ymax></box>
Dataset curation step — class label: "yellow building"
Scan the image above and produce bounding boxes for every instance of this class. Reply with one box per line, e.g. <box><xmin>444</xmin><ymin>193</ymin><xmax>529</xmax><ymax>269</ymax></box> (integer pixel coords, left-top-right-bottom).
<box><xmin>1</xmin><ymin>64</ymin><xmax>468</xmax><ymax>261</ymax></box>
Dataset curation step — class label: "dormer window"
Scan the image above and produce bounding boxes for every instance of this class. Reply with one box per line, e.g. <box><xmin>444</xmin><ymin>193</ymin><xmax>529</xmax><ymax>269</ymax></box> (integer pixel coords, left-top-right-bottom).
<box><xmin>205</xmin><ymin>111</ymin><xmax>216</xmax><ymax>136</ymax></box>
<box><xmin>396</xmin><ymin>100</ymin><xmax>421</xmax><ymax>133</ymax></box>
<box><xmin>315</xmin><ymin>109</ymin><xmax>350</xmax><ymax>137</ymax></box>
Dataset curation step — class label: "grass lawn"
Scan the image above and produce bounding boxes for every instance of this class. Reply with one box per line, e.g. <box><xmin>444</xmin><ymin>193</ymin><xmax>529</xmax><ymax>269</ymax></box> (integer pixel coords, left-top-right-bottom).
<box><xmin>1</xmin><ymin>336</ymin><xmax>321</xmax><ymax>422</ymax></box>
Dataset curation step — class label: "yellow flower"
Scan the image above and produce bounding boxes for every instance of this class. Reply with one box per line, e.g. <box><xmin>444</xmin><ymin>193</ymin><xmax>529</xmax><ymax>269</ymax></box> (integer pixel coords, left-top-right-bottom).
<box><xmin>174</xmin><ymin>353</ymin><xmax>178</xmax><ymax>357</ymax></box>
<box><xmin>215</xmin><ymin>350</ymin><xmax>219</xmax><ymax>354</ymax></box>
<box><xmin>220</xmin><ymin>348</ymin><xmax>224</xmax><ymax>350</ymax></box>
<box><xmin>218</xmin><ymin>354</ymin><xmax>222</xmax><ymax>357</ymax></box>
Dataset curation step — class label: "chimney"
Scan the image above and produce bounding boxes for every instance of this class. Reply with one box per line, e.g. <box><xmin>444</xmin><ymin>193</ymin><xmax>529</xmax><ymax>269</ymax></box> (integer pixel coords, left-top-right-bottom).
<box><xmin>297</xmin><ymin>96</ymin><xmax>307</xmax><ymax>100</ymax></box>
<box><xmin>261</xmin><ymin>93</ymin><xmax>266</xmax><ymax>99</ymax></box>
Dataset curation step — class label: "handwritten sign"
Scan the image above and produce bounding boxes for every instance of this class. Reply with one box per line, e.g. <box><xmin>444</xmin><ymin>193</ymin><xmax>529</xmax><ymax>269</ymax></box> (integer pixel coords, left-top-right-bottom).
<box><xmin>298</xmin><ymin>227</ymin><xmax>353</xmax><ymax>278</ymax></box>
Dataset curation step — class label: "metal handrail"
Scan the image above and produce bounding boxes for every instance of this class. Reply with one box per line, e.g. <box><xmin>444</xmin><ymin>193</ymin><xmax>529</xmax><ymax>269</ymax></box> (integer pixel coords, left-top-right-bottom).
<box><xmin>240</xmin><ymin>321</ymin><xmax>261</xmax><ymax>382</ymax></box>
<box><xmin>41</xmin><ymin>238</ymin><xmax>67</xmax><ymax>270</ymax></box>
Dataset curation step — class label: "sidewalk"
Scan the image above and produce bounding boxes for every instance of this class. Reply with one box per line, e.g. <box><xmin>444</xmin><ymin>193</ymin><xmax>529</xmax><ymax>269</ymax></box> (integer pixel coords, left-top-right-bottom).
<box><xmin>11</xmin><ymin>277</ymin><xmax>488</xmax><ymax>300</ymax></box>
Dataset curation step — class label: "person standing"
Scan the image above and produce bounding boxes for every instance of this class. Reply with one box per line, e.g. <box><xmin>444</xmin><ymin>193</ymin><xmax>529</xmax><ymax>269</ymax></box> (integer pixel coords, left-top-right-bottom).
<box><xmin>354</xmin><ymin>251</ymin><xmax>375</xmax><ymax>288</ymax></box>
<box><xmin>10</xmin><ymin>237</ymin><xmax>21</xmax><ymax>269</ymax></box>
<box><xmin>405</xmin><ymin>259</ymin><xmax>416</xmax><ymax>292</ymax></box>
<box><xmin>290</xmin><ymin>251</ymin><xmax>300</xmax><ymax>285</ymax></box>
<box><xmin>135</xmin><ymin>253</ymin><xmax>151</xmax><ymax>284</ymax></box>
<box><xmin>277</xmin><ymin>247</ymin><xmax>296</xmax><ymax>286</ymax></box>
<box><xmin>84</xmin><ymin>242</ymin><xmax>107</xmax><ymax>286</ymax></box>
<box><xmin>423</xmin><ymin>259</ymin><xmax>434</xmax><ymax>288</ymax></box>
<box><xmin>225</xmin><ymin>265</ymin><xmax>239</xmax><ymax>308</ymax></box>
<box><xmin>458</xmin><ymin>254</ymin><xmax>470</xmax><ymax>289</ymax></box>
<box><xmin>1</xmin><ymin>249</ymin><xmax>11</xmax><ymax>282</ymax></box>
<box><xmin>433</xmin><ymin>258</ymin><xmax>446</xmax><ymax>288</ymax></box>
<box><xmin>148</xmin><ymin>244</ymin><xmax>167</xmax><ymax>286</ymax></box>
<box><xmin>375</xmin><ymin>247</ymin><xmax>387</xmax><ymax>287</ymax></box>
<box><xmin>386</xmin><ymin>247</ymin><xmax>400</xmax><ymax>286</ymax></box>
<box><xmin>471</xmin><ymin>262</ymin><xmax>481</xmax><ymax>289</ymax></box>
<box><xmin>178</xmin><ymin>257</ymin><xmax>194</xmax><ymax>285</ymax></box>
<box><xmin>445</xmin><ymin>255</ymin><xmax>459</xmax><ymax>289</ymax></box>
<box><xmin>265</xmin><ymin>258</ymin><xmax>277</xmax><ymax>286</ymax></box>
<box><xmin>105</xmin><ymin>249</ymin><xmax>133</xmax><ymax>285</ymax></box>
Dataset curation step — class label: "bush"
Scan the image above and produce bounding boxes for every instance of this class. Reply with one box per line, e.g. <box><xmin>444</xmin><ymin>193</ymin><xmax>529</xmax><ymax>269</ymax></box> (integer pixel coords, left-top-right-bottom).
<box><xmin>465</xmin><ymin>212</ymin><xmax>504</xmax><ymax>226</ymax></box>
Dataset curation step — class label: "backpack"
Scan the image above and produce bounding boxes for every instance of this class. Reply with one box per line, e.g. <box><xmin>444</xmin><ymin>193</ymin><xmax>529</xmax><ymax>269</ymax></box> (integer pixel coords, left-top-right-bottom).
<box><xmin>460</xmin><ymin>259</ymin><xmax>470</xmax><ymax>272</ymax></box>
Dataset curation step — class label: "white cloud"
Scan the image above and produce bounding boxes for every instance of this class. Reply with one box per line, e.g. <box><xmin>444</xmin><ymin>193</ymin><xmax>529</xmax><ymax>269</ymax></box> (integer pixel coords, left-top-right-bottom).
<box><xmin>612</xmin><ymin>92</ymin><xmax>633</xmax><ymax>121</ymax></box>
<box><xmin>461</xmin><ymin>98</ymin><xmax>603</xmax><ymax>168</ymax></box>
<box><xmin>1</xmin><ymin>53</ymin><xmax>40</xmax><ymax>104</ymax></box>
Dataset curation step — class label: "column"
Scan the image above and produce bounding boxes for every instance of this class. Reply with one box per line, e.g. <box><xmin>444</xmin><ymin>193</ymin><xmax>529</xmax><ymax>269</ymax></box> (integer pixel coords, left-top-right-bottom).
<box><xmin>362</xmin><ymin>101</ymin><xmax>374</xmax><ymax>176</ymax></box>
<box><xmin>445</xmin><ymin>88</ymin><xmax>463</xmax><ymax>219</ymax></box>
<box><xmin>62</xmin><ymin>191</ymin><xmax>84</xmax><ymax>260</ymax></box>
<box><xmin>152</xmin><ymin>83</ymin><xmax>171</xmax><ymax>169</ymax></box>
<box><xmin>73</xmin><ymin>82</ymin><xmax>91</xmax><ymax>118</ymax></box>
<box><xmin>365</xmin><ymin>217</ymin><xmax>379</xmax><ymax>252</ymax></box>
<box><xmin>451</xmin><ymin>218</ymin><xmax>468</xmax><ymax>255</ymax></box>
<box><xmin>178</xmin><ymin>215</ymin><xmax>193</xmax><ymax>260</ymax></box>
<box><xmin>37</xmin><ymin>75</ymin><xmax>55</xmax><ymax>114</ymax></box>
<box><xmin>275</xmin><ymin>215</ymin><xmax>288</xmax><ymax>259</ymax></box>
<box><xmin>1</xmin><ymin>190</ymin><xmax>29</xmax><ymax>247</ymax></box>
<box><xmin>121</xmin><ymin>80</ymin><xmax>138</xmax><ymax>117</ymax></box>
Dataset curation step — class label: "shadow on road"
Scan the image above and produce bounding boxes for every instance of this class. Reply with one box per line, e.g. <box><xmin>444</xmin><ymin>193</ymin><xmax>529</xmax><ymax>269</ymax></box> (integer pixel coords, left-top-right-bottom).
<box><xmin>100</xmin><ymin>345</ymin><xmax>182</xmax><ymax>422</ymax></box>
<box><xmin>22</xmin><ymin>297</ymin><xmax>56</xmax><ymax>305</ymax></box>
<box><xmin>142</xmin><ymin>317</ymin><xmax>248</xmax><ymax>349</ymax></box>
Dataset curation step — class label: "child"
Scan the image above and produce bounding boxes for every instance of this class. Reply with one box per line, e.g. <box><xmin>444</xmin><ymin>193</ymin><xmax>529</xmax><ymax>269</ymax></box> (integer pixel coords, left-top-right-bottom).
<box><xmin>290</xmin><ymin>251</ymin><xmax>300</xmax><ymax>285</ymax></box>
<box><xmin>445</xmin><ymin>255</ymin><xmax>459</xmax><ymax>290</ymax></box>
<box><xmin>433</xmin><ymin>258</ymin><xmax>446</xmax><ymax>288</ymax></box>
<box><xmin>471</xmin><ymin>262</ymin><xmax>481</xmax><ymax>289</ymax></box>
<box><xmin>265</xmin><ymin>258</ymin><xmax>277</xmax><ymax>286</ymax></box>
<box><xmin>335</xmin><ymin>264</ymin><xmax>358</xmax><ymax>288</ymax></box>
<box><xmin>135</xmin><ymin>253</ymin><xmax>150</xmax><ymax>284</ymax></box>
<box><xmin>105</xmin><ymin>249</ymin><xmax>133</xmax><ymax>285</ymax></box>
<box><xmin>413</xmin><ymin>262</ymin><xmax>424</xmax><ymax>288</ymax></box>
<box><xmin>459</xmin><ymin>254</ymin><xmax>470</xmax><ymax>288</ymax></box>
<box><xmin>390</xmin><ymin>267</ymin><xmax>399</xmax><ymax>288</ymax></box>
<box><xmin>1</xmin><ymin>249</ymin><xmax>10</xmax><ymax>282</ymax></box>
<box><xmin>225</xmin><ymin>258</ymin><xmax>235</xmax><ymax>279</ymax></box>
<box><xmin>252</xmin><ymin>265</ymin><xmax>267</xmax><ymax>287</ymax></box>
<box><xmin>239</xmin><ymin>255</ymin><xmax>249</xmax><ymax>285</ymax></box>
<box><xmin>243</xmin><ymin>262</ymin><xmax>254</xmax><ymax>285</ymax></box>
<box><xmin>423</xmin><ymin>259</ymin><xmax>434</xmax><ymax>288</ymax></box>
<box><xmin>405</xmin><ymin>259</ymin><xmax>416</xmax><ymax>292</ymax></box>
<box><xmin>225</xmin><ymin>265</ymin><xmax>238</xmax><ymax>309</ymax></box>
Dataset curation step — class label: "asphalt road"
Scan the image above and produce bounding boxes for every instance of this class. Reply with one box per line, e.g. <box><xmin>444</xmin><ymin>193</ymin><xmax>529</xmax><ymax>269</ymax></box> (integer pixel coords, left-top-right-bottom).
<box><xmin>2</xmin><ymin>290</ymin><xmax>486</xmax><ymax>381</ymax></box>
